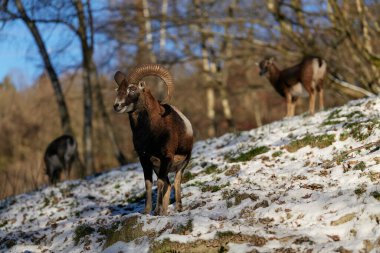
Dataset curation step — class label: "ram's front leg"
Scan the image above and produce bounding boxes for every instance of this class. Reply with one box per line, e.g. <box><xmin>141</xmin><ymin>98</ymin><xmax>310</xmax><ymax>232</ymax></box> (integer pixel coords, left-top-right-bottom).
<box><xmin>155</xmin><ymin>176</ymin><xmax>171</xmax><ymax>216</ymax></box>
<box><xmin>290</xmin><ymin>97</ymin><xmax>298</xmax><ymax>117</ymax></box>
<box><xmin>174</xmin><ymin>166</ymin><xmax>185</xmax><ymax>212</ymax></box>
<box><xmin>140</xmin><ymin>158</ymin><xmax>153</xmax><ymax>214</ymax></box>
<box><xmin>154</xmin><ymin>156</ymin><xmax>173</xmax><ymax>216</ymax></box>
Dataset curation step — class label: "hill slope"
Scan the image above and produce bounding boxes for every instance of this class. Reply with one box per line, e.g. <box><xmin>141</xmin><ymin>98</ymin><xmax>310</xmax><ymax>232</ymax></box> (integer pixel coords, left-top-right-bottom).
<box><xmin>1</xmin><ymin>97</ymin><xmax>380</xmax><ymax>252</ymax></box>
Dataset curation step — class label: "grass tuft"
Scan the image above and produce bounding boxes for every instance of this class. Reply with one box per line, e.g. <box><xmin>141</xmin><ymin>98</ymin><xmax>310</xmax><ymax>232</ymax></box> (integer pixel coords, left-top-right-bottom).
<box><xmin>216</xmin><ymin>231</ymin><xmax>235</xmax><ymax>238</ymax></box>
<box><xmin>326</xmin><ymin>109</ymin><xmax>342</xmax><ymax>120</ymax></box>
<box><xmin>74</xmin><ymin>224</ymin><xmax>95</xmax><ymax>245</ymax></box>
<box><xmin>354</xmin><ymin>187</ymin><xmax>366</xmax><ymax>196</ymax></box>
<box><xmin>204</xmin><ymin>164</ymin><xmax>221</xmax><ymax>174</ymax></box>
<box><xmin>321</xmin><ymin>119</ymin><xmax>343</xmax><ymax>126</ymax></box>
<box><xmin>353</xmin><ymin>161</ymin><xmax>366</xmax><ymax>171</ymax></box>
<box><xmin>0</xmin><ymin>220</ymin><xmax>8</xmax><ymax>228</ymax></box>
<box><xmin>127</xmin><ymin>192</ymin><xmax>145</xmax><ymax>203</ymax></box>
<box><xmin>227</xmin><ymin>146</ymin><xmax>270</xmax><ymax>162</ymax></box>
<box><xmin>182</xmin><ymin>171</ymin><xmax>196</xmax><ymax>183</ymax></box>
<box><xmin>370</xmin><ymin>191</ymin><xmax>380</xmax><ymax>200</ymax></box>
<box><xmin>343</xmin><ymin>119</ymin><xmax>380</xmax><ymax>141</ymax></box>
<box><xmin>339</xmin><ymin>132</ymin><xmax>350</xmax><ymax>141</ymax></box>
<box><xmin>97</xmin><ymin>222</ymin><xmax>120</xmax><ymax>237</ymax></box>
<box><xmin>272</xmin><ymin>151</ymin><xmax>284</xmax><ymax>157</ymax></box>
<box><xmin>285</xmin><ymin>134</ymin><xmax>335</xmax><ymax>153</ymax></box>
<box><xmin>201</xmin><ymin>182</ymin><xmax>230</xmax><ymax>193</ymax></box>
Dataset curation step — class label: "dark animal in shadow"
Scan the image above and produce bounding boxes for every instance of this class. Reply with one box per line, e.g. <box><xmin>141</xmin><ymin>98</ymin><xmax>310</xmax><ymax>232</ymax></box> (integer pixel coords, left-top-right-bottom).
<box><xmin>44</xmin><ymin>135</ymin><xmax>77</xmax><ymax>184</ymax></box>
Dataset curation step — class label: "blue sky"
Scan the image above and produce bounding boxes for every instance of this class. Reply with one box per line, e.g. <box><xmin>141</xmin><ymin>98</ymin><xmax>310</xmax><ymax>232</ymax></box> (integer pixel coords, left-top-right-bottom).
<box><xmin>0</xmin><ymin>1</ymin><xmax>114</xmax><ymax>90</ymax></box>
<box><xmin>0</xmin><ymin>19</ymin><xmax>83</xmax><ymax>89</ymax></box>
<box><xmin>0</xmin><ymin>21</ymin><xmax>39</xmax><ymax>88</ymax></box>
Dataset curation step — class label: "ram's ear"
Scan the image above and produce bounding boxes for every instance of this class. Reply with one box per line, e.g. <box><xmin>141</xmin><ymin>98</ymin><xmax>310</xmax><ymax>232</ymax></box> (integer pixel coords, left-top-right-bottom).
<box><xmin>114</xmin><ymin>71</ymin><xmax>126</xmax><ymax>86</ymax></box>
<box><xmin>138</xmin><ymin>81</ymin><xmax>146</xmax><ymax>91</ymax></box>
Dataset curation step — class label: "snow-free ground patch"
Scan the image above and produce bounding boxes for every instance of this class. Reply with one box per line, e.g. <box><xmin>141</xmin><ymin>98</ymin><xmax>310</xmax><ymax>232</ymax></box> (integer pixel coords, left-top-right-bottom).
<box><xmin>1</xmin><ymin>97</ymin><xmax>380</xmax><ymax>252</ymax></box>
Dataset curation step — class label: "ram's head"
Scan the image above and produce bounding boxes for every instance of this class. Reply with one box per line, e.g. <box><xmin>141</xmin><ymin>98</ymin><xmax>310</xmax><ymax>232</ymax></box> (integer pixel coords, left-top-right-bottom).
<box><xmin>113</xmin><ymin>64</ymin><xmax>174</xmax><ymax>113</ymax></box>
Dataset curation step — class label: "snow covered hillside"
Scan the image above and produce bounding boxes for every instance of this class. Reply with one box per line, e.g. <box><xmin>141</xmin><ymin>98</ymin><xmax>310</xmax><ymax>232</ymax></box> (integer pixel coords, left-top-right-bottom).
<box><xmin>2</xmin><ymin>97</ymin><xmax>380</xmax><ymax>253</ymax></box>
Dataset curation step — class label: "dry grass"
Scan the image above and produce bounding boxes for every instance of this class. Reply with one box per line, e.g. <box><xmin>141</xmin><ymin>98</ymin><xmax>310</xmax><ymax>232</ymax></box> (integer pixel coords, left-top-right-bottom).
<box><xmin>0</xmin><ymin>75</ymin><xmax>135</xmax><ymax>199</ymax></box>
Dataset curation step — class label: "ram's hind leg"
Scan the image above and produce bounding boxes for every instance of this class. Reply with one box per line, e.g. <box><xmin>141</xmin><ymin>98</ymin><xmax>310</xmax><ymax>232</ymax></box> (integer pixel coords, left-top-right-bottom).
<box><xmin>174</xmin><ymin>168</ymin><xmax>184</xmax><ymax>212</ymax></box>
<box><xmin>162</xmin><ymin>177</ymin><xmax>171</xmax><ymax>215</ymax></box>
<box><xmin>302</xmin><ymin>75</ymin><xmax>316</xmax><ymax>115</ymax></box>
<box><xmin>172</xmin><ymin>156</ymin><xmax>189</xmax><ymax>212</ymax></box>
<box><xmin>316</xmin><ymin>80</ymin><xmax>324</xmax><ymax>111</ymax></box>
<box><xmin>309</xmin><ymin>90</ymin><xmax>316</xmax><ymax>115</ymax></box>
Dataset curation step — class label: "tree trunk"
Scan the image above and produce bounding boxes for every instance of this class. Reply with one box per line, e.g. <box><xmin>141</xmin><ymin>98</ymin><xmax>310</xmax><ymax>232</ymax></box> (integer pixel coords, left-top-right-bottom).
<box><xmin>91</xmin><ymin>61</ymin><xmax>128</xmax><ymax>165</ymax></box>
<box><xmin>73</xmin><ymin>0</ymin><xmax>94</xmax><ymax>175</ymax></box>
<box><xmin>159</xmin><ymin>0</ymin><xmax>168</xmax><ymax>60</ymax></box>
<box><xmin>135</xmin><ymin>0</ymin><xmax>156</xmax><ymax>64</ymax></box>
<box><xmin>328</xmin><ymin>74</ymin><xmax>375</xmax><ymax>98</ymax></box>
<box><xmin>251</xmin><ymin>92</ymin><xmax>262</xmax><ymax>127</ymax></box>
<box><xmin>195</xmin><ymin>0</ymin><xmax>217</xmax><ymax>137</ymax></box>
<box><xmin>201</xmin><ymin>43</ymin><xmax>217</xmax><ymax>137</ymax></box>
<box><xmin>73</xmin><ymin>0</ymin><xmax>128</xmax><ymax>171</ymax></box>
<box><xmin>219</xmin><ymin>0</ymin><xmax>236</xmax><ymax>131</ymax></box>
<box><xmin>206</xmin><ymin>87</ymin><xmax>217</xmax><ymax>137</ymax></box>
<box><xmin>14</xmin><ymin>0</ymin><xmax>73</xmax><ymax>135</ymax></box>
<box><xmin>82</xmin><ymin>58</ymin><xmax>94</xmax><ymax>175</ymax></box>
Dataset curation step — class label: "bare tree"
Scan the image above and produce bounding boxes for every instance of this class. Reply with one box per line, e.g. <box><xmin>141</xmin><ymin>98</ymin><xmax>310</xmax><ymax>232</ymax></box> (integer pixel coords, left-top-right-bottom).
<box><xmin>1</xmin><ymin>0</ymin><xmax>73</xmax><ymax>135</ymax></box>
<box><xmin>328</xmin><ymin>0</ymin><xmax>380</xmax><ymax>92</ymax></box>
<box><xmin>194</xmin><ymin>0</ymin><xmax>217</xmax><ymax>137</ymax></box>
<box><xmin>71</xmin><ymin>0</ymin><xmax>95</xmax><ymax>174</ymax></box>
<box><xmin>66</xmin><ymin>0</ymin><xmax>128</xmax><ymax>172</ymax></box>
<box><xmin>218</xmin><ymin>0</ymin><xmax>236</xmax><ymax>130</ymax></box>
<box><xmin>135</xmin><ymin>0</ymin><xmax>156</xmax><ymax>64</ymax></box>
<box><xmin>159</xmin><ymin>0</ymin><xmax>168</xmax><ymax>60</ymax></box>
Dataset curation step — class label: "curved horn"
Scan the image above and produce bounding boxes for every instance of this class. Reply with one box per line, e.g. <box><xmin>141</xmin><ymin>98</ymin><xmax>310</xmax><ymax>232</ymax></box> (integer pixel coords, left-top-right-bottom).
<box><xmin>127</xmin><ymin>64</ymin><xmax>174</xmax><ymax>103</ymax></box>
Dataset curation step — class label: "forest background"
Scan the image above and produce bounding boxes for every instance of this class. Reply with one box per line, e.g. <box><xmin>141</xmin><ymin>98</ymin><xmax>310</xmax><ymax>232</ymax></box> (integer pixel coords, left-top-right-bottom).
<box><xmin>0</xmin><ymin>0</ymin><xmax>379</xmax><ymax>199</ymax></box>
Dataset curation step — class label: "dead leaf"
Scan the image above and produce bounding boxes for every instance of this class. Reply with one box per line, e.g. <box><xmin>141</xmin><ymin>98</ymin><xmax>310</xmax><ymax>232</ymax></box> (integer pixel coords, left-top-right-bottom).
<box><xmin>327</xmin><ymin>234</ymin><xmax>340</xmax><ymax>241</ymax></box>
<box><xmin>330</xmin><ymin>213</ymin><xmax>356</xmax><ymax>226</ymax></box>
